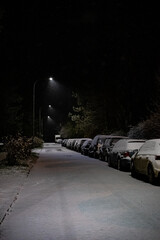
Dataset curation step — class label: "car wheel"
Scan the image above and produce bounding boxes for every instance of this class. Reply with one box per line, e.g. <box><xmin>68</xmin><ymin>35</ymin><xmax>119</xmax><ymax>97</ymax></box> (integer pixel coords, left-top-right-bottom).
<box><xmin>148</xmin><ymin>165</ymin><xmax>155</xmax><ymax>184</ymax></box>
<box><xmin>99</xmin><ymin>153</ymin><xmax>102</xmax><ymax>160</ymax></box>
<box><xmin>101</xmin><ymin>155</ymin><xmax>105</xmax><ymax>161</ymax></box>
<box><xmin>104</xmin><ymin>155</ymin><xmax>108</xmax><ymax>162</ymax></box>
<box><xmin>117</xmin><ymin>159</ymin><xmax>121</xmax><ymax>170</ymax></box>
<box><xmin>108</xmin><ymin>157</ymin><xmax>111</xmax><ymax>167</ymax></box>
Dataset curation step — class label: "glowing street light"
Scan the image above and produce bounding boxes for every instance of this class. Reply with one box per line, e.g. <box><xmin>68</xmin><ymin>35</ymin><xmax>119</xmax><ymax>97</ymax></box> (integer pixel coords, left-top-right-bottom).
<box><xmin>47</xmin><ymin>115</ymin><xmax>54</xmax><ymax>120</ymax></box>
<box><xmin>32</xmin><ymin>80</ymin><xmax>38</xmax><ymax>137</ymax></box>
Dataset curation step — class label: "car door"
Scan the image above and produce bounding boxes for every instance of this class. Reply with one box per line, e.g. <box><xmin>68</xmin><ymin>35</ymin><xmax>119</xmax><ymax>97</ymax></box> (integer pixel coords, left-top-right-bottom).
<box><xmin>135</xmin><ymin>141</ymin><xmax>155</xmax><ymax>174</ymax></box>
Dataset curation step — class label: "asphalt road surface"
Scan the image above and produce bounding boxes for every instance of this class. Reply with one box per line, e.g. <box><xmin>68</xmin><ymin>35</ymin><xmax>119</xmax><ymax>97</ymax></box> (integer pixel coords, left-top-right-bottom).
<box><xmin>0</xmin><ymin>143</ymin><xmax>160</xmax><ymax>240</ymax></box>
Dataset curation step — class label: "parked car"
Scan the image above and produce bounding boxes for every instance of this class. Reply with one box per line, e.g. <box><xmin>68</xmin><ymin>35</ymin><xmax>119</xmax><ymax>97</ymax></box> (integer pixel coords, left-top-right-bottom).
<box><xmin>66</xmin><ymin>139</ymin><xmax>77</xmax><ymax>149</ymax></box>
<box><xmin>66</xmin><ymin>139</ymin><xmax>72</xmax><ymax>149</ymax></box>
<box><xmin>75</xmin><ymin>138</ymin><xmax>92</xmax><ymax>152</ymax></box>
<box><xmin>81</xmin><ymin>139</ymin><xmax>92</xmax><ymax>155</ymax></box>
<box><xmin>108</xmin><ymin>139</ymin><xmax>146</xmax><ymax>170</ymax></box>
<box><xmin>61</xmin><ymin>139</ymin><xmax>68</xmax><ymax>147</ymax></box>
<box><xmin>73</xmin><ymin>138</ymin><xmax>81</xmax><ymax>151</ymax></box>
<box><xmin>99</xmin><ymin>135</ymin><xmax>128</xmax><ymax>161</ymax></box>
<box><xmin>56</xmin><ymin>138</ymin><xmax>62</xmax><ymax>144</ymax></box>
<box><xmin>131</xmin><ymin>139</ymin><xmax>160</xmax><ymax>184</ymax></box>
<box><xmin>88</xmin><ymin>135</ymin><xmax>110</xmax><ymax>158</ymax></box>
<box><xmin>71</xmin><ymin>139</ymin><xmax>79</xmax><ymax>150</ymax></box>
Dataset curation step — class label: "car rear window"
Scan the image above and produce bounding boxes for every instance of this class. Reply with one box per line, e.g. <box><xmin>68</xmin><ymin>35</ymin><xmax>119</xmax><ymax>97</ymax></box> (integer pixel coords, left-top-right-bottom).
<box><xmin>127</xmin><ymin>142</ymin><xmax>145</xmax><ymax>150</ymax></box>
<box><xmin>138</xmin><ymin>141</ymin><xmax>157</xmax><ymax>154</ymax></box>
<box><xmin>111</xmin><ymin>138</ymin><xmax>122</xmax><ymax>145</ymax></box>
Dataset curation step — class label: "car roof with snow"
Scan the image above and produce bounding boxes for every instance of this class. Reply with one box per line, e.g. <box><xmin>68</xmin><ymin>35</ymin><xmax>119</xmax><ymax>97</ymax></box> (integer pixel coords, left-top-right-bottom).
<box><xmin>138</xmin><ymin>139</ymin><xmax>160</xmax><ymax>155</ymax></box>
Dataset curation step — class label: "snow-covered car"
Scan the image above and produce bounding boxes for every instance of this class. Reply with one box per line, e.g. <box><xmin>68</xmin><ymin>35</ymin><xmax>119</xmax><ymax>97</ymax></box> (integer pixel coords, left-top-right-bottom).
<box><xmin>88</xmin><ymin>135</ymin><xmax>110</xmax><ymax>158</ymax></box>
<box><xmin>81</xmin><ymin>139</ymin><xmax>92</xmax><ymax>155</ymax></box>
<box><xmin>75</xmin><ymin>138</ymin><xmax>92</xmax><ymax>152</ymax></box>
<box><xmin>98</xmin><ymin>135</ymin><xmax>128</xmax><ymax>161</ymax></box>
<box><xmin>108</xmin><ymin>139</ymin><xmax>146</xmax><ymax>170</ymax></box>
<box><xmin>131</xmin><ymin>139</ymin><xmax>160</xmax><ymax>184</ymax></box>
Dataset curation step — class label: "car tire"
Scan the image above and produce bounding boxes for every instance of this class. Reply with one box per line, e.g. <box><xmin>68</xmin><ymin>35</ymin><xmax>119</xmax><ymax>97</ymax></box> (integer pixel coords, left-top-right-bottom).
<box><xmin>104</xmin><ymin>155</ymin><xmax>108</xmax><ymax>162</ymax></box>
<box><xmin>131</xmin><ymin>162</ymin><xmax>136</xmax><ymax>178</ymax></box>
<box><xmin>117</xmin><ymin>159</ymin><xmax>121</xmax><ymax>171</ymax></box>
<box><xmin>99</xmin><ymin>153</ymin><xmax>102</xmax><ymax>161</ymax></box>
<box><xmin>148</xmin><ymin>165</ymin><xmax>155</xmax><ymax>184</ymax></box>
<box><xmin>108</xmin><ymin>157</ymin><xmax>111</xmax><ymax>167</ymax></box>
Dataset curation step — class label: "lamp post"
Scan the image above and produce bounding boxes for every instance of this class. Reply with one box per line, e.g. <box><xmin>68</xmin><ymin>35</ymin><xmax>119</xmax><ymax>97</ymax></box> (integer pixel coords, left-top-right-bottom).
<box><xmin>32</xmin><ymin>77</ymin><xmax>54</xmax><ymax>137</ymax></box>
<box><xmin>33</xmin><ymin>80</ymin><xmax>38</xmax><ymax>137</ymax></box>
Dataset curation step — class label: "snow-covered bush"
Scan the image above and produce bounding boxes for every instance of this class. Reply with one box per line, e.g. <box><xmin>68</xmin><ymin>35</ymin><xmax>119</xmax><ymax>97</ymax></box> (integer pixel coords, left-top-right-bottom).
<box><xmin>4</xmin><ymin>135</ymin><xmax>32</xmax><ymax>166</ymax></box>
<box><xmin>128</xmin><ymin>107</ymin><xmax>160</xmax><ymax>139</ymax></box>
<box><xmin>31</xmin><ymin>136</ymin><xmax>44</xmax><ymax>149</ymax></box>
<box><xmin>128</xmin><ymin>122</ymin><xmax>145</xmax><ymax>139</ymax></box>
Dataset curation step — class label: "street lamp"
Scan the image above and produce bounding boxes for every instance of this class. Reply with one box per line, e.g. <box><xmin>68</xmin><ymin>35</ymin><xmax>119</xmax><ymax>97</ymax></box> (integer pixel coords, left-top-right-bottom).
<box><xmin>32</xmin><ymin>77</ymin><xmax>54</xmax><ymax>137</ymax></box>
<box><xmin>47</xmin><ymin>115</ymin><xmax>54</xmax><ymax>120</ymax></box>
<box><xmin>32</xmin><ymin>80</ymin><xmax>38</xmax><ymax>137</ymax></box>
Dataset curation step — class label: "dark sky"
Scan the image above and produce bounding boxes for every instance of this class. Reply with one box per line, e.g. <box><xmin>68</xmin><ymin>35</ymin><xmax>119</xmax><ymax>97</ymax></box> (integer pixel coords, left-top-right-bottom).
<box><xmin>1</xmin><ymin>1</ymin><xmax>160</xmax><ymax>120</ymax></box>
<box><xmin>1</xmin><ymin>2</ymin><xmax>160</xmax><ymax>89</ymax></box>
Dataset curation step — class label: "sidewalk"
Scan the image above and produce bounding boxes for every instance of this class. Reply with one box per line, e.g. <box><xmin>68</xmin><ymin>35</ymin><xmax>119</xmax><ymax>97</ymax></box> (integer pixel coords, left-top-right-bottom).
<box><xmin>0</xmin><ymin>151</ymin><xmax>39</xmax><ymax>225</ymax></box>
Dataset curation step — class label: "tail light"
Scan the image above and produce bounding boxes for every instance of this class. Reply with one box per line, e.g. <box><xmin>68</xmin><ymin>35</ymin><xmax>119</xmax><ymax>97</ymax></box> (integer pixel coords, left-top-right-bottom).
<box><xmin>123</xmin><ymin>151</ymin><xmax>130</xmax><ymax>157</ymax></box>
<box><xmin>155</xmin><ymin>156</ymin><xmax>160</xmax><ymax>160</ymax></box>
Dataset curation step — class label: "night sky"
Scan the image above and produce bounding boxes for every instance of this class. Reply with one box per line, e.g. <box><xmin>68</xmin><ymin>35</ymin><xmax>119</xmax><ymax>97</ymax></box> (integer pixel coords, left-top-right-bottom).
<box><xmin>1</xmin><ymin>1</ymin><xmax>160</xmax><ymax>138</ymax></box>
<box><xmin>1</xmin><ymin>2</ymin><xmax>159</xmax><ymax>87</ymax></box>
